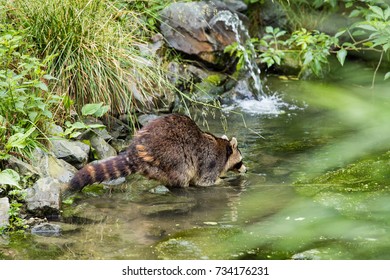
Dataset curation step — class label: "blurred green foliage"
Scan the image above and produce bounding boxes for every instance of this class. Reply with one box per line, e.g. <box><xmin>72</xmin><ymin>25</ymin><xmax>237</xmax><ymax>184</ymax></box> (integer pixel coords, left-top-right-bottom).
<box><xmin>245</xmin><ymin>0</ymin><xmax>390</xmax><ymax>81</ymax></box>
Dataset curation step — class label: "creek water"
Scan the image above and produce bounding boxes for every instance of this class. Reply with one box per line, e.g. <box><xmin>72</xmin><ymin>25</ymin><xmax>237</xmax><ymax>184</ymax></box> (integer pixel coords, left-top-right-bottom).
<box><xmin>2</xmin><ymin>70</ymin><xmax>390</xmax><ymax>260</ymax></box>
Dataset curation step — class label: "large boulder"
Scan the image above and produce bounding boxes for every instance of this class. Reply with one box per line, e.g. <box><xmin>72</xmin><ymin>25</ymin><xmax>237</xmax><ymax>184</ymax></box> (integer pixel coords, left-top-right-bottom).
<box><xmin>160</xmin><ymin>1</ymin><xmax>263</xmax><ymax>99</ymax></box>
<box><xmin>160</xmin><ymin>1</ymin><xmax>248</xmax><ymax>67</ymax></box>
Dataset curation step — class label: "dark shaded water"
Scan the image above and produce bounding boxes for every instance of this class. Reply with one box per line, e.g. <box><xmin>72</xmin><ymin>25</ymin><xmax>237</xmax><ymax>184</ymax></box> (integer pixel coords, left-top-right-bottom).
<box><xmin>2</xmin><ymin>69</ymin><xmax>390</xmax><ymax>260</ymax></box>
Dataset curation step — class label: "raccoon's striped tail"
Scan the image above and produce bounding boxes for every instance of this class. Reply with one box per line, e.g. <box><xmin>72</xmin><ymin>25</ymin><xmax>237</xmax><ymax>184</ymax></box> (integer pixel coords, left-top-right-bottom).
<box><xmin>68</xmin><ymin>154</ymin><xmax>134</xmax><ymax>193</ymax></box>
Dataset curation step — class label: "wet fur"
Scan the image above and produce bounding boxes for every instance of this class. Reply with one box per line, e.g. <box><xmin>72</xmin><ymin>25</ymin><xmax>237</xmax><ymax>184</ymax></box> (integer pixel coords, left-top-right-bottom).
<box><xmin>69</xmin><ymin>114</ymin><xmax>246</xmax><ymax>192</ymax></box>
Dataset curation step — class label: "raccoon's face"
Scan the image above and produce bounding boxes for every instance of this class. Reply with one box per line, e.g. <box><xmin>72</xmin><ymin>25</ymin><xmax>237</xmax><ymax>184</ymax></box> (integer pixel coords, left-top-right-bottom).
<box><xmin>223</xmin><ymin>136</ymin><xmax>247</xmax><ymax>174</ymax></box>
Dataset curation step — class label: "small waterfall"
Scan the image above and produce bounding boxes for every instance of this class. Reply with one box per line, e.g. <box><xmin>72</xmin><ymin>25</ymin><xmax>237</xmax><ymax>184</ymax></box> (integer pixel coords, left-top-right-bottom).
<box><xmin>210</xmin><ymin>10</ymin><xmax>263</xmax><ymax>98</ymax></box>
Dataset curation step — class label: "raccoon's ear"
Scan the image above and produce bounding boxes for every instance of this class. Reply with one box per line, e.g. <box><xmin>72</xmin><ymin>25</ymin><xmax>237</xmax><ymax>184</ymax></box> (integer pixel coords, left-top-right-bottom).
<box><xmin>221</xmin><ymin>135</ymin><xmax>229</xmax><ymax>140</ymax></box>
<box><xmin>230</xmin><ymin>137</ymin><xmax>238</xmax><ymax>149</ymax></box>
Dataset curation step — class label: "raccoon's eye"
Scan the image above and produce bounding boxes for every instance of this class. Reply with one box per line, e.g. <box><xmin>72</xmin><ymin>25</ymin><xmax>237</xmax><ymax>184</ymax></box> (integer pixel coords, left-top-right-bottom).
<box><xmin>233</xmin><ymin>161</ymin><xmax>243</xmax><ymax>170</ymax></box>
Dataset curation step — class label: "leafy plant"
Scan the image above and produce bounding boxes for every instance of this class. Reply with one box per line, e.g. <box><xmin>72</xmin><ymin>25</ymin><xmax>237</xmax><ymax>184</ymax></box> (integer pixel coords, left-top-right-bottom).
<box><xmin>81</xmin><ymin>103</ymin><xmax>110</xmax><ymax>118</ymax></box>
<box><xmin>224</xmin><ymin>40</ymin><xmax>257</xmax><ymax>73</ymax></box>
<box><xmin>0</xmin><ymin>169</ymin><xmax>28</xmax><ymax>233</ymax></box>
<box><xmin>0</xmin><ymin>22</ymin><xmax>60</xmax><ymax>234</ymax></box>
<box><xmin>255</xmin><ymin>1</ymin><xmax>390</xmax><ymax>82</ymax></box>
<box><xmin>286</xmin><ymin>28</ymin><xmax>338</xmax><ymax>77</ymax></box>
<box><xmin>0</xmin><ymin>25</ymin><xmax>57</xmax><ymax>162</ymax></box>
<box><xmin>255</xmin><ymin>26</ymin><xmax>287</xmax><ymax>68</ymax></box>
<box><xmin>255</xmin><ymin>25</ymin><xmax>337</xmax><ymax>77</ymax></box>
<box><xmin>342</xmin><ymin>4</ymin><xmax>390</xmax><ymax>85</ymax></box>
<box><xmin>63</xmin><ymin>103</ymin><xmax>108</xmax><ymax>139</ymax></box>
<box><xmin>0</xmin><ymin>169</ymin><xmax>20</xmax><ymax>188</ymax></box>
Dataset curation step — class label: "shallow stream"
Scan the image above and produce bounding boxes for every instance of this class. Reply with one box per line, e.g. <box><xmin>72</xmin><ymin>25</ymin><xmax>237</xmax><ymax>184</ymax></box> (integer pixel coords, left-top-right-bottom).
<box><xmin>2</xmin><ymin>68</ymin><xmax>390</xmax><ymax>260</ymax></box>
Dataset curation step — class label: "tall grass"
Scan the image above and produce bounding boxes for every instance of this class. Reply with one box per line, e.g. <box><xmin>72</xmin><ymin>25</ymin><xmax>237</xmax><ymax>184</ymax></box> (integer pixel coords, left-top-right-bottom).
<box><xmin>11</xmin><ymin>0</ymin><xmax>173</xmax><ymax>118</ymax></box>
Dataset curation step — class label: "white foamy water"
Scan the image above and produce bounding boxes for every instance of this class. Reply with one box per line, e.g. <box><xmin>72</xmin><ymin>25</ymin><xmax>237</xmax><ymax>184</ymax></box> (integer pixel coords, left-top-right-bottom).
<box><xmin>210</xmin><ymin>10</ymin><xmax>262</xmax><ymax>96</ymax></box>
<box><xmin>224</xmin><ymin>94</ymin><xmax>295</xmax><ymax>115</ymax></box>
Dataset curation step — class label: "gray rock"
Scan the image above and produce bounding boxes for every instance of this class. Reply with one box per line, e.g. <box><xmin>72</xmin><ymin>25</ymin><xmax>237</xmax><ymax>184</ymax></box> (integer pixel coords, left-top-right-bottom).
<box><xmin>89</xmin><ymin>134</ymin><xmax>117</xmax><ymax>160</ymax></box>
<box><xmin>109</xmin><ymin>138</ymin><xmax>131</xmax><ymax>154</ymax></box>
<box><xmin>25</xmin><ymin>217</ymin><xmax>48</xmax><ymax>228</ymax></box>
<box><xmin>75</xmin><ymin>117</ymin><xmax>116</xmax><ymax>144</ymax></box>
<box><xmin>7</xmin><ymin>156</ymin><xmax>39</xmax><ymax>177</ymax></box>
<box><xmin>136</xmin><ymin>33</ymin><xmax>165</xmax><ymax>57</ymax></box>
<box><xmin>220</xmin><ymin>0</ymin><xmax>247</xmax><ymax>12</ymax></box>
<box><xmin>0</xmin><ymin>197</ymin><xmax>10</xmax><ymax>228</ymax></box>
<box><xmin>259</xmin><ymin>0</ymin><xmax>288</xmax><ymax>30</ymax></box>
<box><xmin>25</xmin><ymin>177</ymin><xmax>61</xmax><ymax>217</ymax></box>
<box><xmin>46</xmin><ymin>123</ymin><xmax>64</xmax><ymax>136</ymax></box>
<box><xmin>166</xmin><ymin>62</ymin><xmax>227</xmax><ymax>101</ymax></box>
<box><xmin>82</xmin><ymin>117</ymin><xmax>113</xmax><ymax>141</ymax></box>
<box><xmin>93</xmin><ymin>127</ymin><xmax>113</xmax><ymax>142</ymax></box>
<box><xmin>137</xmin><ymin>114</ymin><xmax>159</xmax><ymax>127</ymax></box>
<box><xmin>149</xmin><ymin>185</ymin><xmax>171</xmax><ymax>195</ymax></box>
<box><xmin>160</xmin><ymin>1</ymin><xmax>263</xmax><ymax>98</ymax></box>
<box><xmin>103</xmin><ymin>177</ymin><xmax>126</xmax><ymax>186</ymax></box>
<box><xmin>32</xmin><ymin>148</ymin><xmax>77</xmax><ymax>184</ymax></box>
<box><xmin>160</xmin><ymin>1</ymin><xmax>246</xmax><ymax>66</ymax></box>
<box><xmin>31</xmin><ymin>222</ymin><xmax>62</xmax><ymax>237</ymax></box>
<box><xmin>149</xmin><ymin>33</ymin><xmax>165</xmax><ymax>54</ymax></box>
<box><xmin>102</xmin><ymin>115</ymin><xmax>131</xmax><ymax>140</ymax></box>
<box><xmin>50</xmin><ymin>138</ymin><xmax>89</xmax><ymax>165</ymax></box>
<box><xmin>292</xmin><ymin>249</ymin><xmax>322</xmax><ymax>260</ymax></box>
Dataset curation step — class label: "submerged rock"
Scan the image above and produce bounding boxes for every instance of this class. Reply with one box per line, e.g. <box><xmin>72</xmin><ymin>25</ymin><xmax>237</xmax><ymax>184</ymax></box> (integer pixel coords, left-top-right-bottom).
<box><xmin>154</xmin><ymin>227</ymin><xmax>241</xmax><ymax>260</ymax></box>
<box><xmin>295</xmin><ymin>152</ymin><xmax>390</xmax><ymax>221</ymax></box>
<box><xmin>156</xmin><ymin>239</ymin><xmax>206</xmax><ymax>260</ymax></box>
<box><xmin>139</xmin><ymin>202</ymin><xmax>196</xmax><ymax>216</ymax></box>
<box><xmin>31</xmin><ymin>222</ymin><xmax>62</xmax><ymax>237</ymax></box>
<box><xmin>139</xmin><ymin>195</ymin><xmax>197</xmax><ymax>216</ymax></box>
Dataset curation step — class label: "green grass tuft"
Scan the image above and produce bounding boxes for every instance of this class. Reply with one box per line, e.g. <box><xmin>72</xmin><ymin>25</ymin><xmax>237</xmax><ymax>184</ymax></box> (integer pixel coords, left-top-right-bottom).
<box><xmin>11</xmin><ymin>0</ymin><xmax>173</xmax><ymax>117</ymax></box>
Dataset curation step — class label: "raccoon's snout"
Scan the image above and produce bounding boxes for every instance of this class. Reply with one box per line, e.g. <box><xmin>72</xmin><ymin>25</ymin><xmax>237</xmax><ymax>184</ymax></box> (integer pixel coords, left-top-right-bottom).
<box><xmin>233</xmin><ymin>161</ymin><xmax>247</xmax><ymax>173</ymax></box>
<box><xmin>239</xmin><ymin>163</ymin><xmax>247</xmax><ymax>173</ymax></box>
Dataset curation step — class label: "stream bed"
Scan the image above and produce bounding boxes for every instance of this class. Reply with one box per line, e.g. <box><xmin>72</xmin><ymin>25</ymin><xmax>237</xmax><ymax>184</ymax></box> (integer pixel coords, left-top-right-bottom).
<box><xmin>2</xmin><ymin>71</ymin><xmax>390</xmax><ymax>260</ymax></box>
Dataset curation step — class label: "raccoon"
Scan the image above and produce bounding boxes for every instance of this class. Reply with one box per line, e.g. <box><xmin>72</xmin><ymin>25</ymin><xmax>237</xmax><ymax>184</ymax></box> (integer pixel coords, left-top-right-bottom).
<box><xmin>68</xmin><ymin>114</ymin><xmax>246</xmax><ymax>192</ymax></box>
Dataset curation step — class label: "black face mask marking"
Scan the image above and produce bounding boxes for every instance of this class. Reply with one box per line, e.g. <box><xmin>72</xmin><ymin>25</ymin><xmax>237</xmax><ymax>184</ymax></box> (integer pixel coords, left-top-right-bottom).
<box><xmin>226</xmin><ymin>145</ymin><xmax>233</xmax><ymax>158</ymax></box>
<box><xmin>233</xmin><ymin>161</ymin><xmax>243</xmax><ymax>170</ymax></box>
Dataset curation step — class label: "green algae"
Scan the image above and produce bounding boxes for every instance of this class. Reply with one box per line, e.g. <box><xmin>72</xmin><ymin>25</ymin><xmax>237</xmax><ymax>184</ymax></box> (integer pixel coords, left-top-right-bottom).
<box><xmin>155</xmin><ymin>226</ymin><xmax>241</xmax><ymax>260</ymax></box>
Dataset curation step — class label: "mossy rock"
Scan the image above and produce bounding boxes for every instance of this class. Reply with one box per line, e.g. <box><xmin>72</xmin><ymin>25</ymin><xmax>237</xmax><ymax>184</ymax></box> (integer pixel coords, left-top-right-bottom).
<box><xmin>154</xmin><ymin>226</ymin><xmax>241</xmax><ymax>260</ymax></box>
<box><xmin>296</xmin><ymin>152</ymin><xmax>390</xmax><ymax>195</ymax></box>
<box><xmin>295</xmin><ymin>151</ymin><xmax>390</xmax><ymax>220</ymax></box>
